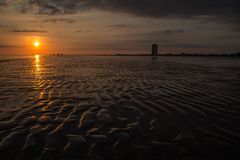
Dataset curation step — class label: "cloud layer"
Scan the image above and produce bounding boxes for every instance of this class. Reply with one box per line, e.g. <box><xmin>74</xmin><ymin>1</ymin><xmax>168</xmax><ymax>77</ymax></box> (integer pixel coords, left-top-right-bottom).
<box><xmin>0</xmin><ymin>0</ymin><xmax>7</xmax><ymax>9</ymax></box>
<box><xmin>42</xmin><ymin>18</ymin><xmax>75</xmax><ymax>23</ymax></box>
<box><xmin>0</xmin><ymin>0</ymin><xmax>238</xmax><ymax>29</ymax></box>
<box><xmin>1</xmin><ymin>0</ymin><xmax>240</xmax><ymax>54</ymax></box>
<box><xmin>18</xmin><ymin>0</ymin><xmax>240</xmax><ymax>19</ymax></box>
<box><xmin>11</xmin><ymin>29</ymin><xmax>47</xmax><ymax>33</ymax></box>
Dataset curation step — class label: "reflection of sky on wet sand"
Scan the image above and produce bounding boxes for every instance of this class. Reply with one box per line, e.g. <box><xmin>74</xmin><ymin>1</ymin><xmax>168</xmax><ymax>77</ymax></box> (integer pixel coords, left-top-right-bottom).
<box><xmin>0</xmin><ymin>56</ymin><xmax>240</xmax><ymax>160</ymax></box>
<box><xmin>35</xmin><ymin>54</ymin><xmax>40</xmax><ymax>71</ymax></box>
<box><xmin>33</xmin><ymin>54</ymin><xmax>43</xmax><ymax>94</ymax></box>
<box><xmin>33</xmin><ymin>55</ymin><xmax>53</xmax><ymax>101</ymax></box>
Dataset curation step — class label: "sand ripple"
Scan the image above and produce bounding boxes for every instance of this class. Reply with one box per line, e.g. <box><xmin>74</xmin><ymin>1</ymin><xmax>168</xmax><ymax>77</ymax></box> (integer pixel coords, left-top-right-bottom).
<box><xmin>0</xmin><ymin>56</ymin><xmax>240</xmax><ymax>159</ymax></box>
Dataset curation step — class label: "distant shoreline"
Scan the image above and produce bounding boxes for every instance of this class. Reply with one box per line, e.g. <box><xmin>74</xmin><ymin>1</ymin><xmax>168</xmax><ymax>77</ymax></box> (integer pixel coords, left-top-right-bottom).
<box><xmin>1</xmin><ymin>52</ymin><xmax>240</xmax><ymax>62</ymax></box>
<box><xmin>114</xmin><ymin>52</ymin><xmax>240</xmax><ymax>57</ymax></box>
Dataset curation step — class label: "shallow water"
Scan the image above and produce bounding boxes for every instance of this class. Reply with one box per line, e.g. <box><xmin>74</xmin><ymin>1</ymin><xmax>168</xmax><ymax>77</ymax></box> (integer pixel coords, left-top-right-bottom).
<box><xmin>0</xmin><ymin>56</ymin><xmax>240</xmax><ymax>160</ymax></box>
<box><xmin>0</xmin><ymin>55</ymin><xmax>33</xmax><ymax>61</ymax></box>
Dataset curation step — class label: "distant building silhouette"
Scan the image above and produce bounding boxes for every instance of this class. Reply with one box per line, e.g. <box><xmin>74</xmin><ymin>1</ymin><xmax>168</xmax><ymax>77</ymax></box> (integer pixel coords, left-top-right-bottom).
<box><xmin>152</xmin><ymin>44</ymin><xmax>158</xmax><ymax>56</ymax></box>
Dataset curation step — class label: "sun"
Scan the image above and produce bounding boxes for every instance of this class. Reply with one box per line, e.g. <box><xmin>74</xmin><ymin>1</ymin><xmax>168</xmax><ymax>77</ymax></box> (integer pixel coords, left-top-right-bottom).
<box><xmin>34</xmin><ymin>41</ymin><xmax>40</xmax><ymax>48</ymax></box>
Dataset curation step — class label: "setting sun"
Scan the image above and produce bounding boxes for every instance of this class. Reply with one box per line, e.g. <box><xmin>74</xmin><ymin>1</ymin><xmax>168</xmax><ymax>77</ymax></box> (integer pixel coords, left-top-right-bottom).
<box><xmin>34</xmin><ymin>41</ymin><xmax>40</xmax><ymax>48</ymax></box>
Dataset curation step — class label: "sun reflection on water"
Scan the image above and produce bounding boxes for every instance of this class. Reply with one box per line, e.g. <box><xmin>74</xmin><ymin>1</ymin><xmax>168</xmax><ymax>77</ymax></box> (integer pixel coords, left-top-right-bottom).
<box><xmin>35</xmin><ymin>54</ymin><xmax>39</xmax><ymax>60</ymax></box>
<box><xmin>33</xmin><ymin>54</ymin><xmax>43</xmax><ymax>92</ymax></box>
<box><xmin>35</xmin><ymin>54</ymin><xmax>40</xmax><ymax>71</ymax></box>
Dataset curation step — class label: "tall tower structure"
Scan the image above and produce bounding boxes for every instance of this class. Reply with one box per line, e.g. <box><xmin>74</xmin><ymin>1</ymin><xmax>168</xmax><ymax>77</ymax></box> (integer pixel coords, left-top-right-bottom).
<box><xmin>152</xmin><ymin>44</ymin><xmax>158</xmax><ymax>56</ymax></box>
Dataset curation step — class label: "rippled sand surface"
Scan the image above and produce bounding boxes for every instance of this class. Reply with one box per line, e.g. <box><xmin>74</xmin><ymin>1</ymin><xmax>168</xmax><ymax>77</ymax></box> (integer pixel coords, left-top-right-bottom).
<box><xmin>0</xmin><ymin>56</ymin><xmax>240</xmax><ymax>160</ymax></box>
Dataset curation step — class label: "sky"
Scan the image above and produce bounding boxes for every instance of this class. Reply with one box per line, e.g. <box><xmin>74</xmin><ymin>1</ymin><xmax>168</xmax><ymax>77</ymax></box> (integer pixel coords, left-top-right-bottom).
<box><xmin>0</xmin><ymin>0</ymin><xmax>240</xmax><ymax>55</ymax></box>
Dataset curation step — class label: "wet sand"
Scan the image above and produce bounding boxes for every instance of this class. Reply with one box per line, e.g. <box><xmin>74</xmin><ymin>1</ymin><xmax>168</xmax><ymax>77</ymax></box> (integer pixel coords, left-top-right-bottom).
<box><xmin>0</xmin><ymin>56</ymin><xmax>240</xmax><ymax>160</ymax></box>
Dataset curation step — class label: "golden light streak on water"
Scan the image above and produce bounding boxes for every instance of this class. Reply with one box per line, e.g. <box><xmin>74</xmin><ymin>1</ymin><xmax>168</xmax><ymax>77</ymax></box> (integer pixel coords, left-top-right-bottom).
<box><xmin>35</xmin><ymin>54</ymin><xmax>40</xmax><ymax>71</ymax></box>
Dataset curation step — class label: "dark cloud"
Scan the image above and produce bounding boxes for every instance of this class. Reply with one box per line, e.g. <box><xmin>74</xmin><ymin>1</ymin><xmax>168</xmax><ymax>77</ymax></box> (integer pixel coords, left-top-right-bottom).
<box><xmin>108</xmin><ymin>24</ymin><xmax>132</xmax><ymax>28</ymax></box>
<box><xmin>232</xmin><ymin>28</ymin><xmax>240</xmax><ymax>32</ymax></box>
<box><xmin>11</xmin><ymin>29</ymin><xmax>47</xmax><ymax>33</ymax></box>
<box><xmin>20</xmin><ymin>0</ymin><xmax>80</xmax><ymax>15</ymax></box>
<box><xmin>42</xmin><ymin>18</ymin><xmax>75</xmax><ymax>23</ymax></box>
<box><xmin>0</xmin><ymin>45</ymin><xmax>23</xmax><ymax>48</ymax></box>
<box><xmin>76</xmin><ymin>30</ymin><xmax>92</xmax><ymax>33</ymax></box>
<box><xmin>161</xmin><ymin>29</ymin><xmax>185</xmax><ymax>34</ymax></box>
<box><xmin>19</xmin><ymin>0</ymin><xmax>240</xmax><ymax>18</ymax></box>
<box><xmin>131</xmin><ymin>29</ymin><xmax>185</xmax><ymax>38</ymax></box>
<box><xmin>0</xmin><ymin>0</ymin><xmax>6</xmax><ymax>6</ymax></box>
<box><xmin>16</xmin><ymin>0</ymin><xmax>240</xmax><ymax>30</ymax></box>
<box><xmin>215</xmin><ymin>35</ymin><xmax>240</xmax><ymax>39</ymax></box>
<box><xmin>0</xmin><ymin>0</ymin><xmax>7</xmax><ymax>9</ymax></box>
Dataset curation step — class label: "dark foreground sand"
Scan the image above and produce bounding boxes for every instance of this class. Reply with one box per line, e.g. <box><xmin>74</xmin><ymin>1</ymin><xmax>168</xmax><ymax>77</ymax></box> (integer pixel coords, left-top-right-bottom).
<box><xmin>0</xmin><ymin>56</ymin><xmax>240</xmax><ymax>160</ymax></box>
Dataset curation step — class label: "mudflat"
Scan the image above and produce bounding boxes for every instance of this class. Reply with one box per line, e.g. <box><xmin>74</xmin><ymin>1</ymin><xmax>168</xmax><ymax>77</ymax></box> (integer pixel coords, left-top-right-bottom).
<box><xmin>0</xmin><ymin>56</ymin><xmax>240</xmax><ymax>160</ymax></box>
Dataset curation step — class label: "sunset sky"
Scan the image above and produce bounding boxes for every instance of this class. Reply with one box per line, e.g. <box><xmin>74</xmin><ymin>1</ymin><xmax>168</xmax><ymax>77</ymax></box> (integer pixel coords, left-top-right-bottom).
<box><xmin>0</xmin><ymin>0</ymin><xmax>240</xmax><ymax>55</ymax></box>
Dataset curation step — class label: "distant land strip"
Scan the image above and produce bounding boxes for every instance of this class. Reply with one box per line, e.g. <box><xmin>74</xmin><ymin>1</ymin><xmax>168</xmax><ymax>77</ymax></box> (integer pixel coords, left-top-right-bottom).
<box><xmin>114</xmin><ymin>52</ymin><xmax>240</xmax><ymax>57</ymax></box>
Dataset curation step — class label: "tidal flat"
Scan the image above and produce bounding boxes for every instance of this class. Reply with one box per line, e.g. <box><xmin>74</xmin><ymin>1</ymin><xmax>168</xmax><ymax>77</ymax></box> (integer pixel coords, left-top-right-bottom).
<box><xmin>0</xmin><ymin>56</ymin><xmax>240</xmax><ymax>160</ymax></box>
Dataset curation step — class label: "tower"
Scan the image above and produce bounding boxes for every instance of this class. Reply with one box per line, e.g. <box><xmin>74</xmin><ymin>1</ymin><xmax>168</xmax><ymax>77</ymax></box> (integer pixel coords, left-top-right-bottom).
<box><xmin>152</xmin><ymin>44</ymin><xmax>158</xmax><ymax>56</ymax></box>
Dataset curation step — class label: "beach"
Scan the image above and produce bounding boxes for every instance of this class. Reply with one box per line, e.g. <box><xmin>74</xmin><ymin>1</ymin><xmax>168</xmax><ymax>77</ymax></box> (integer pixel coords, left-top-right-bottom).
<box><xmin>0</xmin><ymin>56</ymin><xmax>240</xmax><ymax>160</ymax></box>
